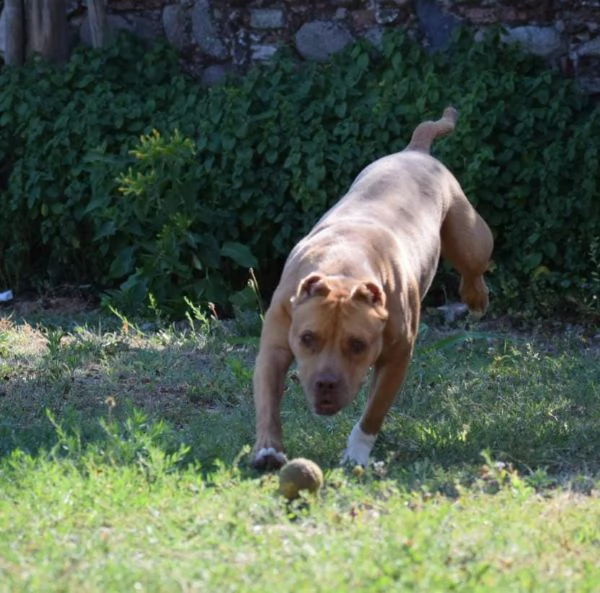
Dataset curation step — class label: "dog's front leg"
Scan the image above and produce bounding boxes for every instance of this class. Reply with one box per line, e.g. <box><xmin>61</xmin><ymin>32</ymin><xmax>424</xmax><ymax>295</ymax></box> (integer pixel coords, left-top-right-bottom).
<box><xmin>342</xmin><ymin>340</ymin><xmax>414</xmax><ymax>467</ymax></box>
<box><xmin>252</xmin><ymin>305</ymin><xmax>293</xmax><ymax>470</ymax></box>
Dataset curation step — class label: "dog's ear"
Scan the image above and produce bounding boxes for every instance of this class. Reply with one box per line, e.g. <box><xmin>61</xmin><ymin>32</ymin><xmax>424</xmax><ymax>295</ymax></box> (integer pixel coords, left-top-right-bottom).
<box><xmin>291</xmin><ymin>274</ymin><xmax>331</xmax><ymax>306</ymax></box>
<box><xmin>351</xmin><ymin>282</ymin><xmax>388</xmax><ymax>320</ymax></box>
<box><xmin>351</xmin><ymin>281</ymin><xmax>385</xmax><ymax>306</ymax></box>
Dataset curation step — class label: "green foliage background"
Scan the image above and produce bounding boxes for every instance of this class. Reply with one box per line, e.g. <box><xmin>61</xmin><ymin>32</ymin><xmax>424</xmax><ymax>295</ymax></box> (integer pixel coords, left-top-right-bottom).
<box><xmin>0</xmin><ymin>29</ymin><xmax>598</xmax><ymax>317</ymax></box>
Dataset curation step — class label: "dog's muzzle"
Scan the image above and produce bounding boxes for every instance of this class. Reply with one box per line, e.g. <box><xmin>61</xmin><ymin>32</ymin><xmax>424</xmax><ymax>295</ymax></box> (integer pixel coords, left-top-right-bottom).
<box><xmin>312</xmin><ymin>371</ymin><xmax>345</xmax><ymax>415</ymax></box>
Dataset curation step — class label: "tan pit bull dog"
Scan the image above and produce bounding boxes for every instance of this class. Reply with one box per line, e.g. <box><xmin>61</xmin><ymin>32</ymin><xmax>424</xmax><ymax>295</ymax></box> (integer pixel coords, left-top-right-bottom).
<box><xmin>252</xmin><ymin>107</ymin><xmax>493</xmax><ymax>470</ymax></box>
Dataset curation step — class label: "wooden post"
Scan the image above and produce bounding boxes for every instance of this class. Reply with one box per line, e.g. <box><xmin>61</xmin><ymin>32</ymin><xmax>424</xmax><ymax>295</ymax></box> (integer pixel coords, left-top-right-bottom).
<box><xmin>4</xmin><ymin>0</ymin><xmax>25</xmax><ymax>65</ymax></box>
<box><xmin>86</xmin><ymin>0</ymin><xmax>110</xmax><ymax>48</ymax></box>
<box><xmin>25</xmin><ymin>0</ymin><xmax>68</xmax><ymax>64</ymax></box>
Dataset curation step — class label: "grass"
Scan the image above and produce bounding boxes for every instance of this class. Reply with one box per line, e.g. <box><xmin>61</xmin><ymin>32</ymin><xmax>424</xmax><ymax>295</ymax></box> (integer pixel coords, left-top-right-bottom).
<box><xmin>0</xmin><ymin>302</ymin><xmax>599</xmax><ymax>591</ymax></box>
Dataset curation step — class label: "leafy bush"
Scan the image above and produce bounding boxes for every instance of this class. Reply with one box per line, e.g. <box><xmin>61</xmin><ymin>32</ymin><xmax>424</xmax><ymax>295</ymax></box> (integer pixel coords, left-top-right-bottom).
<box><xmin>0</xmin><ymin>36</ymin><xmax>255</xmax><ymax>315</ymax></box>
<box><xmin>88</xmin><ymin>129</ymin><xmax>256</xmax><ymax>314</ymax></box>
<box><xmin>0</xmin><ymin>29</ymin><xmax>598</xmax><ymax>317</ymax></box>
<box><xmin>0</xmin><ymin>38</ymin><xmax>195</xmax><ymax>289</ymax></box>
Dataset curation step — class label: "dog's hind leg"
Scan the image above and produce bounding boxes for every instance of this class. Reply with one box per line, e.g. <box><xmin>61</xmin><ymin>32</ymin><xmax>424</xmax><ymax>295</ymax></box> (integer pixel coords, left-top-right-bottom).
<box><xmin>441</xmin><ymin>190</ymin><xmax>494</xmax><ymax>316</ymax></box>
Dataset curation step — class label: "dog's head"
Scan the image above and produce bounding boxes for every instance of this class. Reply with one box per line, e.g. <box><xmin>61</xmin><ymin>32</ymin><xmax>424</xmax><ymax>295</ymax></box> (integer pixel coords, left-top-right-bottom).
<box><xmin>289</xmin><ymin>273</ymin><xmax>388</xmax><ymax>416</ymax></box>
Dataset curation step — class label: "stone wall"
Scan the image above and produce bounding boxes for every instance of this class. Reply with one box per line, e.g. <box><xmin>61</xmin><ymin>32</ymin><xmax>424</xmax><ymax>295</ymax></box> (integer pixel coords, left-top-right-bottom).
<box><xmin>2</xmin><ymin>0</ymin><xmax>600</xmax><ymax>92</ymax></box>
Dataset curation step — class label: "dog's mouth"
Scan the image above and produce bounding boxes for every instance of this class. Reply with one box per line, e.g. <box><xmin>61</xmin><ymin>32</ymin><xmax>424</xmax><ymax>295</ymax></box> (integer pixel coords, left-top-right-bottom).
<box><xmin>301</xmin><ymin>370</ymin><xmax>356</xmax><ymax>416</ymax></box>
<box><xmin>314</xmin><ymin>400</ymin><xmax>341</xmax><ymax>416</ymax></box>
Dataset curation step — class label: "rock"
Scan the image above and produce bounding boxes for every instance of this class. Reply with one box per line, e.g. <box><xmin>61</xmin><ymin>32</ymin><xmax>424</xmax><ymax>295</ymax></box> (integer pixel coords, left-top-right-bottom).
<box><xmin>250</xmin><ymin>8</ymin><xmax>286</xmax><ymax>30</ymax></box>
<box><xmin>0</xmin><ymin>10</ymin><xmax>5</xmax><ymax>56</ymax></box>
<box><xmin>502</xmin><ymin>26</ymin><xmax>565</xmax><ymax>58</ymax></box>
<box><xmin>192</xmin><ymin>0</ymin><xmax>228</xmax><ymax>60</ymax></box>
<box><xmin>251</xmin><ymin>43</ymin><xmax>279</xmax><ymax>61</ymax></box>
<box><xmin>201</xmin><ymin>64</ymin><xmax>230</xmax><ymax>86</ymax></box>
<box><xmin>577</xmin><ymin>36</ymin><xmax>600</xmax><ymax>56</ymax></box>
<box><xmin>416</xmin><ymin>0</ymin><xmax>461</xmax><ymax>51</ymax></box>
<box><xmin>295</xmin><ymin>20</ymin><xmax>354</xmax><ymax>62</ymax></box>
<box><xmin>163</xmin><ymin>4</ymin><xmax>189</xmax><ymax>51</ymax></box>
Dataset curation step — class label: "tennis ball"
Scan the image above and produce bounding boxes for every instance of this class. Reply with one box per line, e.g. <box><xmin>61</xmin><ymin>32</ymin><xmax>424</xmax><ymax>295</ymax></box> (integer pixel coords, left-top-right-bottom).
<box><xmin>351</xmin><ymin>464</ymin><xmax>365</xmax><ymax>478</ymax></box>
<box><xmin>279</xmin><ymin>458</ymin><xmax>324</xmax><ymax>500</ymax></box>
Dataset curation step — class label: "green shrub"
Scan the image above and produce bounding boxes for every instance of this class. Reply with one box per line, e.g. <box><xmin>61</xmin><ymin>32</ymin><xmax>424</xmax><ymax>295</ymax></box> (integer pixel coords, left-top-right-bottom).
<box><xmin>0</xmin><ymin>28</ymin><xmax>598</xmax><ymax>318</ymax></box>
<box><xmin>0</xmin><ymin>36</ymin><xmax>255</xmax><ymax>315</ymax></box>
<box><xmin>0</xmin><ymin>36</ymin><xmax>203</xmax><ymax>291</ymax></box>
<box><xmin>87</xmin><ymin>129</ymin><xmax>256</xmax><ymax>314</ymax></box>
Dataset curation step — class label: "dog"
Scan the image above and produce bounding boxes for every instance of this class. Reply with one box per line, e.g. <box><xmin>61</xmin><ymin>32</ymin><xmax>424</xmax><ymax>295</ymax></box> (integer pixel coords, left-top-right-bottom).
<box><xmin>251</xmin><ymin>107</ymin><xmax>493</xmax><ymax>470</ymax></box>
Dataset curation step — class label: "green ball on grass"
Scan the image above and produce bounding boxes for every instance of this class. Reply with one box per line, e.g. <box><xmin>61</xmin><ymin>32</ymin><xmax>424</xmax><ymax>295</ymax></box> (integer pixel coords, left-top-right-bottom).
<box><xmin>279</xmin><ymin>458</ymin><xmax>324</xmax><ymax>500</ymax></box>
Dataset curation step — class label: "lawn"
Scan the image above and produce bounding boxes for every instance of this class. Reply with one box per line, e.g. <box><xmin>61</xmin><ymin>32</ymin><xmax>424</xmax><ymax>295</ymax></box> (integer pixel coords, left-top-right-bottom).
<box><xmin>0</xmin><ymin>299</ymin><xmax>599</xmax><ymax>592</ymax></box>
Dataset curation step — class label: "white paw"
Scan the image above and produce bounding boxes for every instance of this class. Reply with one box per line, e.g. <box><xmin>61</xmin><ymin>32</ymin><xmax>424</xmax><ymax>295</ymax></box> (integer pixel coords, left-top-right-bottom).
<box><xmin>255</xmin><ymin>447</ymin><xmax>287</xmax><ymax>465</ymax></box>
<box><xmin>341</xmin><ymin>423</ymin><xmax>377</xmax><ymax>467</ymax></box>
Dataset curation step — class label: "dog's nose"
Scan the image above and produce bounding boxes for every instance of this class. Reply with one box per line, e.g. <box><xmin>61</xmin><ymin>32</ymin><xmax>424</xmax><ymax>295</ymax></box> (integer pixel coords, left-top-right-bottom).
<box><xmin>315</xmin><ymin>373</ymin><xmax>339</xmax><ymax>394</ymax></box>
<box><xmin>314</xmin><ymin>372</ymin><xmax>342</xmax><ymax>415</ymax></box>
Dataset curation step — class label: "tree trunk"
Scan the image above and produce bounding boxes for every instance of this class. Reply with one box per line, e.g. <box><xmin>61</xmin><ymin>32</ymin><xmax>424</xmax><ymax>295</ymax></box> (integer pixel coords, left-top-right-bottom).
<box><xmin>25</xmin><ymin>0</ymin><xmax>68</xmax><ymax>64</ymax></box>
<box><xmin>86</xmin><ymin>0</ymin><xmax>109</xmax><ymax>48</ymax></box>
<box><xmin>4</xmin><ymin>0</ymin><xmax>25</xmax><ymax>65</ymax></box>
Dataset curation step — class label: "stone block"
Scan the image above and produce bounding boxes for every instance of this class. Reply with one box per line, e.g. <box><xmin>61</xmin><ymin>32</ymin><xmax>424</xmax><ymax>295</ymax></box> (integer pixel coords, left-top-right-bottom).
<box><xmin>250</xmin><ymin>8</ymin><xmax>286</xmax><ymax>30</ymax></box>
<box><xmin>251</xmin><ymin>43</ymin><xmax>279</xmax><ymax>61</ymax></box>
<box><xmin>163</xmin><ymin>5</ymin><xmax>190</xmax><ymax>51</ymax></box>
<box><xmin>577</xmin><ymin>36</ymin><xmax>600</xmax><ymax>56</ymax></box>
<box><xmin>192</xmin><ymin>0</ymin><xmax>228</xmax><ymax>60</ymax></box>
<box><xmin>201</xmin><ymin>64</ymin><xmax>231</xmax><ymax>86</ymax></box>
<box><xmin>295</xmin><ymin>20</ymin><xmax>354</xmax><ymax>61</ymax></box>
<box><xmin>503</xmin><ymin>26</ymin><xmax>565</xmax><ymax>58</ymax></box>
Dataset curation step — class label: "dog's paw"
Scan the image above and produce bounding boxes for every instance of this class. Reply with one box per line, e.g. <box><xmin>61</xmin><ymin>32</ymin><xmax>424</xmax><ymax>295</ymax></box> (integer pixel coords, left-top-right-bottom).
<box><xmin>252</xmin><ymin>447</ymin><xmax>288</xmax><ymax>471</ymax></box>
<box><xmin>468</xmin><ymin>308</ymin><xmax>485</xmax><ymax>321</ymax></box>
<box><xmin>340</xmin><ymin>423</ymin><xmax>377</xmax><ymax>467</ymax></box>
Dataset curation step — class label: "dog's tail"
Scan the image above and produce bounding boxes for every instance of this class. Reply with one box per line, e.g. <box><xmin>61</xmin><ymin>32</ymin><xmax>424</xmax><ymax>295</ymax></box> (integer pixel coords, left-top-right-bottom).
<box><xmin>405</xmin><ymin>106</ymin><xmax>458</xmax><ymax>153</ymax></box>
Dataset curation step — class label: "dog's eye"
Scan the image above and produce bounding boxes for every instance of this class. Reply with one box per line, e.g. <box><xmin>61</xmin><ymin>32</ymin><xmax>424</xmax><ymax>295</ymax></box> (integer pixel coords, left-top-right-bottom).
<box><xmin>300</xmin><ymin>331</ymin><xmax>316</xmax><ymax>348</ymax></box>
<box><xmin>348</xmin><ymin>338</ymin><xmax>367</xmax><ymax>355</ymax></box>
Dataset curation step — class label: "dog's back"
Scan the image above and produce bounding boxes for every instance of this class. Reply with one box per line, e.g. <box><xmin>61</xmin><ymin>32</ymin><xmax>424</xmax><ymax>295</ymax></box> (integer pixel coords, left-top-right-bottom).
<box><xmin>315</xmin><ymin>107</ymin><xmax>461</xmax><ymax>226</ymax></box>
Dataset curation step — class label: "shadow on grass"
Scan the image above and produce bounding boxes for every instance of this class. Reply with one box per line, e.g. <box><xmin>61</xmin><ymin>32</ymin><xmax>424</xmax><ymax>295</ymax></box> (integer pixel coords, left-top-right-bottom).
<box><xmin>1</xmin><ymin>310</ymin><xmax>599</xmax><ymax>491</ymax></box>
